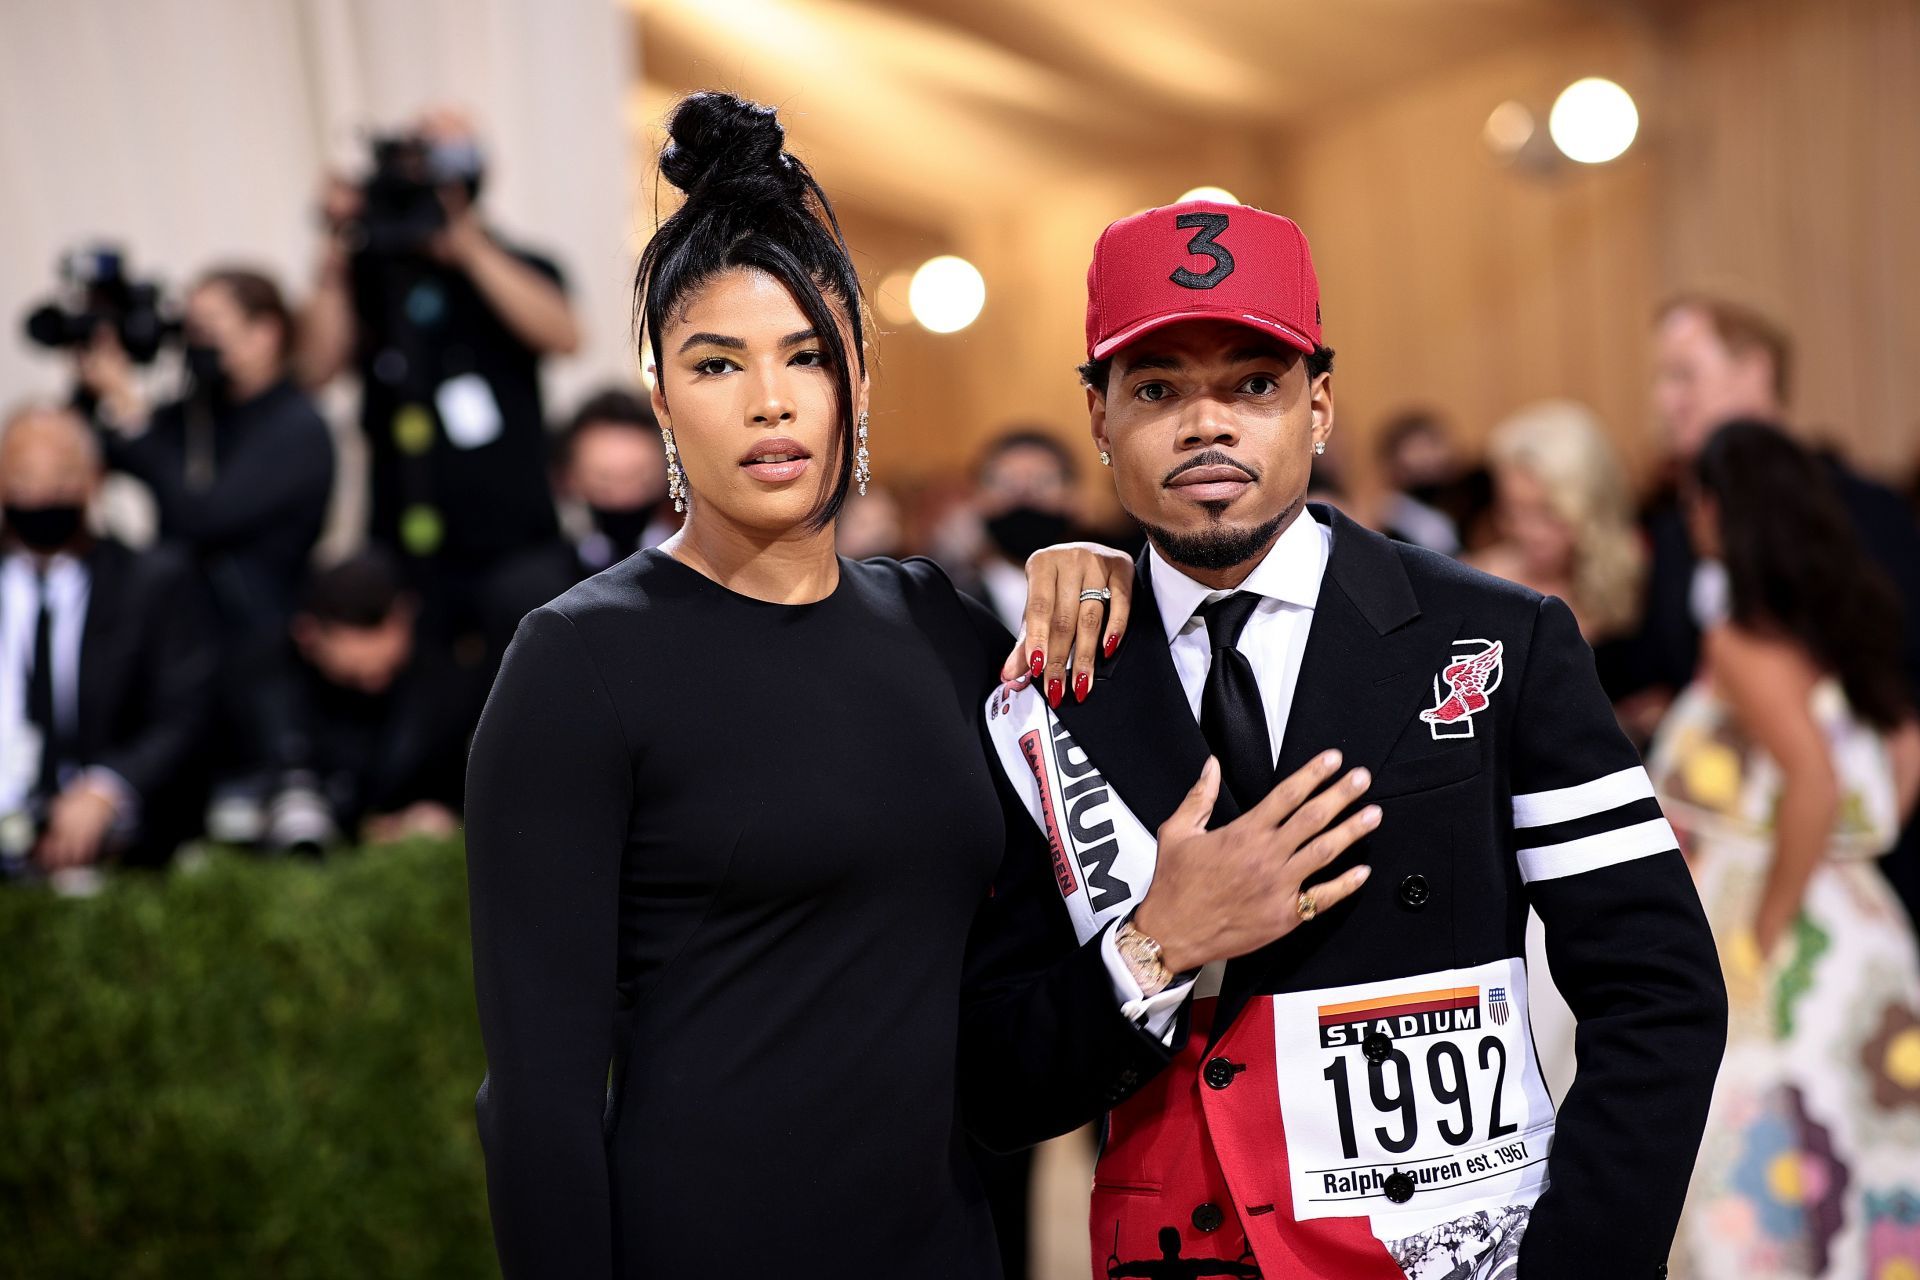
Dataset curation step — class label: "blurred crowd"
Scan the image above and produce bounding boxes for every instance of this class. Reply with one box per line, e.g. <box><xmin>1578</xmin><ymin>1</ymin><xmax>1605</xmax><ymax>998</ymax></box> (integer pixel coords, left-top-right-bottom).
<box><xmin>7</xmin><ymin>112</ymin><xmax>1920</xmax><ymax>961</ymax></box>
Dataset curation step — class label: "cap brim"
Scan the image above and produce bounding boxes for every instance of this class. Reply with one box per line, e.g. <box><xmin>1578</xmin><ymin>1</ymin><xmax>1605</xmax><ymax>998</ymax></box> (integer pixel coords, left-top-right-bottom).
<box><xmin>1091</xmin><ymin>309</ymin><xmax>1316</xmax><ymax>361</ymax></box>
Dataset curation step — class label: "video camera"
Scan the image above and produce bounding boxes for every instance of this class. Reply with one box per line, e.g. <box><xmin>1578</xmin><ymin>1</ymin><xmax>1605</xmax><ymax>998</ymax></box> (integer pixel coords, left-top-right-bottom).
<box><xmin>22</xmin><ymin>245</ymin><xmax>179</xmax><ymax>363</ymax></box>
<box><xmin>349</xmin><ymin>132</ymin><xmax>486</xmax><ymax>257</ymax></box>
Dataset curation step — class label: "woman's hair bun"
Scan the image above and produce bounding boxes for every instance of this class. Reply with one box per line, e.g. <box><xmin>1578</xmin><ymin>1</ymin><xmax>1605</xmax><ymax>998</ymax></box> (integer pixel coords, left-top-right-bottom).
<box><xmin>658</xmin><ymin>91</ymin><xmax>790</xmax><ymax>198</ymax></box>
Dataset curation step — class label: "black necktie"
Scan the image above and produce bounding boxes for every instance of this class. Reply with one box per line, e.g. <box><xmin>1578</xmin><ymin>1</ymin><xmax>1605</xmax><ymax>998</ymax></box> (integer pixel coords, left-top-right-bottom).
<box><xmin>1198</xmin><ymin>592</ymin><xmax>1273</xmax><ymax>810</ymax></box>
<box><xmin>27</xmin><ymin>569</ymin><xmax>59</xmax><ymax>803</ymax></box>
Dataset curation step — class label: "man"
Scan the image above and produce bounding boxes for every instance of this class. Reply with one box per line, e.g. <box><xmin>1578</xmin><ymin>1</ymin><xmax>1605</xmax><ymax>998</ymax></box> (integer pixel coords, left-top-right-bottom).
<box><xmin>480</xmin><ymin>387</ymin><xmax>673</xmax><ymax>668</ymax></box>
<box><xmin>296</xmin><ymin>108</ymin><xmax>578</xmax><ymax>640</ymax></box>
<box><xmin>0</xmin><ymin>404</ymin><xmax>215</xmax><ymax>875</ymax></box>
<box><xmin>1638</xmin><ymin>295</ymin><xmax>1920</xmax><ymax>920</ymax></box>
<box><xmin>256</xmin><ymin>551</ymin><xmax>477</xmax><ymax>851</ymax></box>
<box><xmin>968</xmin><ymin>202</ymin><xmax>1726</xmax><ymax>1278</ymax></box>
<box><xmin>969</xmin><ymin>428</ymin><xmax>1088</xmax><ymax>634</ymax></box>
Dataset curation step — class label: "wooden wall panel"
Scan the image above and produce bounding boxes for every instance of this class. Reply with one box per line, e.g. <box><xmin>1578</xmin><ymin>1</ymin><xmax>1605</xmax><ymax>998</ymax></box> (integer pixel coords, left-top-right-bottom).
<box><xmin>1272</xmin><ymin>24</ymin><xmax>1666</xmax><ymax>494</ymax></box>
<box><xmin>1660</xmin><ymin>0</ymin><xmax>1920</xmax><ymax>478</ymax></box>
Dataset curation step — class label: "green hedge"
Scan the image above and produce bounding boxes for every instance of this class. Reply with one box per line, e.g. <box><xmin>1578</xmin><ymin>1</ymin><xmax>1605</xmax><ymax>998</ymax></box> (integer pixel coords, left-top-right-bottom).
<box><xmin>0</xmin><ymin>841</ymin><xmax>497</xmax><ymax>1278</ymax></box>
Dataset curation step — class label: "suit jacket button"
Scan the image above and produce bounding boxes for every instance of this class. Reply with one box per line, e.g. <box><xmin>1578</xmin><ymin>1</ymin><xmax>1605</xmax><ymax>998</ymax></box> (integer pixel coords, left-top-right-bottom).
<box><xmin>1118</xmin><ymin>1068</ymin><xmax>1140</xmax><ymax>1087</ymax></box>
<box><xmin>1363</xmin><ymin>1032</ymin><xmax>1393</xmax><ymax>1063</ymax></box>
<box><xmin>1397</xmin><ymin>873</ymin><xmax>1431</xmax><ymax>910</ymax></box>
<box><xmin>1382</xmin><ymin>1172</ymin><xmax>1415</xmax><ymax>1204</ymax></box>
<box><xmin>1203</xmin><ymin>1057</ymin><xmax>1241</xmax><ymax>1090</ymax></box>
<box><xmin>1191</xmin><ymin>1202</ymin><xmax>1225</xmax><ymax>1233</ymax></box>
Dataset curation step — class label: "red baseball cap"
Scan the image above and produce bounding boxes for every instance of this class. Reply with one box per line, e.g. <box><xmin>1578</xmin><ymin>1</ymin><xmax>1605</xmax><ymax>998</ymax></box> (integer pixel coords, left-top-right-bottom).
<box><xmin>1084</xmin><ymin>200</ymin><xmax>1321</xmax><ymax>360</ymax></box>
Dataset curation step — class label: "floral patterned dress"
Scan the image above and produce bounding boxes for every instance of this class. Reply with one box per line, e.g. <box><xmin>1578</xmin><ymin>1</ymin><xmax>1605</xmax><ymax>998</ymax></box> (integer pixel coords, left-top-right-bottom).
<box><xmin>1650</xmin><ymin>677</ymin><xmax>1920</xmax><ymax>1280</ymax></box>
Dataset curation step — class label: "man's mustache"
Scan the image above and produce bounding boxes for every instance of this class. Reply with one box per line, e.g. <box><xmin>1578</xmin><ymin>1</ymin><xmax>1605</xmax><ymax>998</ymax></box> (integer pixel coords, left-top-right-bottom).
<box><xmin>1162</xmin><ymin>450</ymin><xmax>1260</xmax><ymax>486</ymax></box>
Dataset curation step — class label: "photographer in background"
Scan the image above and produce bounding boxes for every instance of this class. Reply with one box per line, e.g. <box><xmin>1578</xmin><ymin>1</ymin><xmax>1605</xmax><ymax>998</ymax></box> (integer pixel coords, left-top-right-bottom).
<box><xmin>76</xmin><ymin>266</ymin><xmax>335</xmax><ymax>838</ymax></box>
<box><xmin>78</xmin><ymin>267</ymin><xmax>334</xmax><ymax>633</ymax></box>
<box><xmin>295</xmin><ymin>107</ymin><xmax>578</xmax><ymax>650</ymax></box>
<box><xmin>0</xmin><ymin>405</ymin><xmax>215</xmax><ymax>877</ymax></box>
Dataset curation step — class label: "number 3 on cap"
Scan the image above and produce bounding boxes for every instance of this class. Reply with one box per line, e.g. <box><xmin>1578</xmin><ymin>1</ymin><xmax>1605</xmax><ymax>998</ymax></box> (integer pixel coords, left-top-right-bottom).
<box><xmin>1170</xmin><ymin>212</ymin><xmax>1234</xmax><ymax>289</ymax></box>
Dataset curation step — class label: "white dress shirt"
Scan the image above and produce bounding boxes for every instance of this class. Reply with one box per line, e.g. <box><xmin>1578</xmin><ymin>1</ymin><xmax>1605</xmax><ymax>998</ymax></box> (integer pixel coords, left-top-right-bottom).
<box><xmin>0</xmin><ymin>551</ymin><xmax>136</xmax><ymax>845</ymax></box>
<box><xmin>0</xmin><ymin>552</ymin><xmax>90</xmax><ymax>812</ymax></box>
<box><xmin>1100</xmin><ymin>512</ymin><xmax>1334</xmax><ymax>1037</ymax></box>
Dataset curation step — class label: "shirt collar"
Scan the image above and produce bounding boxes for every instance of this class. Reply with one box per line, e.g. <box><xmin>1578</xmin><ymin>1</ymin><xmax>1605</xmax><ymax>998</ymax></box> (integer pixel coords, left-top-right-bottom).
<box><xmin>1149</xmin><ymin>508</ymin><xmax>1330</xmax><ymax>642</ymax></box>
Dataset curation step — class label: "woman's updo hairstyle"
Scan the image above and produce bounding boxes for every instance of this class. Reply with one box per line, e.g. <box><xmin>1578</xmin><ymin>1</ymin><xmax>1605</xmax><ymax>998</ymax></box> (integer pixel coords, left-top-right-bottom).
<box><xmin>636</xmin><ymin>91</ymin><xmax>867</xmax><ymax>529</ymax></box>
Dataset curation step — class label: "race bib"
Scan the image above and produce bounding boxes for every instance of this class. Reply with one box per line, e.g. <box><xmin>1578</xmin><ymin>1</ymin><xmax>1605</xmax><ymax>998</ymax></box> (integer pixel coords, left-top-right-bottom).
<box><xmin>1272</xmin><ymin>957</ymin><xmax>1555</xmax><ymax>1223</ymax></box>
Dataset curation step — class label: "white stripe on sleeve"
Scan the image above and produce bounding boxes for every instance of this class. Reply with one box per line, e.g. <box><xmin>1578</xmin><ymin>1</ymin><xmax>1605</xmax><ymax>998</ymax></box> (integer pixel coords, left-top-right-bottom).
<box><xmin>1511</xmin><ymin>765</ymin><xmax>1655</xmax><ymax>829</ymax></box>
<box><xmin>1517</xmin><ymin>817</ymin><xmax>1679</xmax><ymax>883</ymax></box>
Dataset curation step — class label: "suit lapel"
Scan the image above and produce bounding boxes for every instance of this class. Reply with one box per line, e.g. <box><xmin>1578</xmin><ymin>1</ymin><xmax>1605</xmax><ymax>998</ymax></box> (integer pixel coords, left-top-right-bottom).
<box><xmin>1212</xmin><ymin>507</ymin><xmax>1464</xmax><ymax>1035</ymax></box>
<box><xmin>1053</xmin><ymin>548</ymin><xmax>1244</xmax><ymax>838</ymax></box>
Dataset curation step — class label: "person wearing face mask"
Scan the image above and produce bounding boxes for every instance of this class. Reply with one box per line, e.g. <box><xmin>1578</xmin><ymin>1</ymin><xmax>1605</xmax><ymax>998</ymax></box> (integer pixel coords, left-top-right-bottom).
<box><xmin>76</xmin><ymin>266</ymin><xmax>335</xmax><ymax>638</ymax></box>
<box><xmin>75</xmin><ymin>266</ymin><xmax>336</xmax><ymax>838</ymax></box>
<box><xmin>0</xmin><ymin>404</ymin><xmax>215</xmax><ymax>877</ymax></box>
<box><xmin>969</xmin><ymin>428</ymin><xmax>1088</xmax><ymax>636</ymax></box>
<box><xmin>480</xmin><ymin>388</ymin><xmax>674</xmax><ymax>673</ymax></box>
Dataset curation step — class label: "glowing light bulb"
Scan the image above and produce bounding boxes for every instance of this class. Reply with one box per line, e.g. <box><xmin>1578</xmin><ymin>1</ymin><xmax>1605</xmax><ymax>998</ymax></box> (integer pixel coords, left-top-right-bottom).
<box><xmin>1178</xmin><ymin>186</ymin><xmax>1239</xmax><ymax>205</ymax></box>
<box><xmin>1549</xmin><ymin>78</ymin><xmax>1638</xmax><ymax>164</ymax></box>
<box><xmin>909</xmin><ymin>256</ymin><xmax>986</xmax><ymax>334</ymax></box>
<box><xmin>1482</xmin><ymin>100</ymin><xmax>1536</xmax><ymax>159</ymax></box>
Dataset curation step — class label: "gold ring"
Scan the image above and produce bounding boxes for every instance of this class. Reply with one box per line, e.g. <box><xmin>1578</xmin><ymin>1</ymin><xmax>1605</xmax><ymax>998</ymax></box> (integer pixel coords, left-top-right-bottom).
<box><xmin>1297</xmin><ymin>891</ymin><xmax>1318</xmax><ymax>922</ymax></box>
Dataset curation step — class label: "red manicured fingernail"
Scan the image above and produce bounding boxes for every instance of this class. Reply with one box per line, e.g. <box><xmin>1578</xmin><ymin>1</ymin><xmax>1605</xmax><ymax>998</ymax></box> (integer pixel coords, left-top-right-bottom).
<box><xmin>1047</xmin><ymin>678</ymin><xmax>1064</xmax><ymax>708</ymax></box>
<box><xmin>1103</xmin><ymin>633</ymin><xmax>1119</xmax><ymax>658</ymax></box>
<box><xmin>1029</xmin><ymin>649</ymin><xmax>1045</xmax><ymax>679</ymax></box>
<box><xmin>1074</xmin><ymin>672</ymin><xmax>1091</xmax><ymax>702</ymax></box>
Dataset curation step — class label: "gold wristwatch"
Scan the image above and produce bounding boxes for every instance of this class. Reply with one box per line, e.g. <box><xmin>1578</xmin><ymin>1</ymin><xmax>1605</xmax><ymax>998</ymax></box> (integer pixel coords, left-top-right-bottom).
<box><xmin>1115</xmin><ymin>913</ymin><xmax>1172</xmax><ymax>998</ymax></box>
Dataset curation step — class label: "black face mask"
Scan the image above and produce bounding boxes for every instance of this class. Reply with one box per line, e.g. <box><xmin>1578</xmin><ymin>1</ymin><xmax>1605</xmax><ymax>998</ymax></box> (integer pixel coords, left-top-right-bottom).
<box><xmin>587</xmin><ymin>503</ymin><xmax>655</xmax><ymax>553</ymax></box>
<box><xmin>4</xmin><ymin>503</ymin><xmax>86</xmax><ymax>552</ymax></box>
<box><xmin>985</xmin><ymin>507</ymin><xmax>1073</xmax><ymax>564</ymax></box>
<box><xmin>183</xmin><ymin>342</ymin><xmax>231</xmax><ymax>406</ymax></box>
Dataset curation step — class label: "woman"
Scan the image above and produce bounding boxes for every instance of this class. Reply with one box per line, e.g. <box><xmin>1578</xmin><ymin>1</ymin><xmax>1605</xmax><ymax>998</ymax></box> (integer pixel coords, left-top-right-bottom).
<box><xmin>464</xmin><ymin>92</ymin><xmax>1133</xmax><ymax>1278</ymax></box>
<box><xmin>1654</xmin><ymin>421</ymin><xmax>1920</xmax><ymax>1279</ymax></box>
<box><xmin>1468</xmin><ymin>399</ymin><xmax>1644</xmax><ymax>697</ymax></box>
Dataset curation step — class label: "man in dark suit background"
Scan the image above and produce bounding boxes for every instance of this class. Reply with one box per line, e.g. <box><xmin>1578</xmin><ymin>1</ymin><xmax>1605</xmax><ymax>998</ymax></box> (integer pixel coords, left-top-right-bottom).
<box><xmin>0</xmin><ymin>403</ymin><xmax>215</xmax><ymax>876</ymax></box>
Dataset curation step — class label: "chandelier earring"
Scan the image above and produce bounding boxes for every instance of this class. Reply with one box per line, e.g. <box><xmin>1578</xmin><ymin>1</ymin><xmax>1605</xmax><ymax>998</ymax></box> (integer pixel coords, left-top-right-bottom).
<box><xmin>855</xmin><ymin>412</ymin><xmax>871</xmax><ymax>496</ymax></box>
<box><xmin>663</xmin><ymin>428</ymin><xmax>687</xmax><ymax>514</ymax></box>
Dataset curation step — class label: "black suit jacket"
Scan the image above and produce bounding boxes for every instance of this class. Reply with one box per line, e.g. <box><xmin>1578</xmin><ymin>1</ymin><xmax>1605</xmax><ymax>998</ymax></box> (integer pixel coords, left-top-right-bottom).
<box><xmin>74</xmin><ymin>538</ymin><xmax>218</xmax><ymax>863</ymax></box>
<box><xmin>962</xmin><ymin>506</ymin><xmax>1727</xmax><ymax>1280</ymax></box>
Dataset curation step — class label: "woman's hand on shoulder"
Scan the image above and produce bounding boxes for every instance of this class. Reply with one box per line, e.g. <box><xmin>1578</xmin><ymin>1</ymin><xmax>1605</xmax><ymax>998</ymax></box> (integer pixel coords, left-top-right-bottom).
<box><xmin>997</xmin><ymin>542</ymin><xmax>1133</xmax><ymax>706</ymax></box>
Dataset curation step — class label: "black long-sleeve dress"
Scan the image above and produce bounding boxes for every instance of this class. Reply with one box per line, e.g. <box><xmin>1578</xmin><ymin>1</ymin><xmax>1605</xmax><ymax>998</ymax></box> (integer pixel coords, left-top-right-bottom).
<box><xmin>466</xmin><ymin>549</ymin><xmax>1022</xmax><ymax>1278</ymax></box>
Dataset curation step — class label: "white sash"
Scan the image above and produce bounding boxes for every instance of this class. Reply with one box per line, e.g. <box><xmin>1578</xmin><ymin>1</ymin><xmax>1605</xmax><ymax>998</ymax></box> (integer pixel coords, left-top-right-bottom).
<box><xmin>984</xmin><ymin>683</ymin><xmax>1160</xmax><ymax>945</ymax></box>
